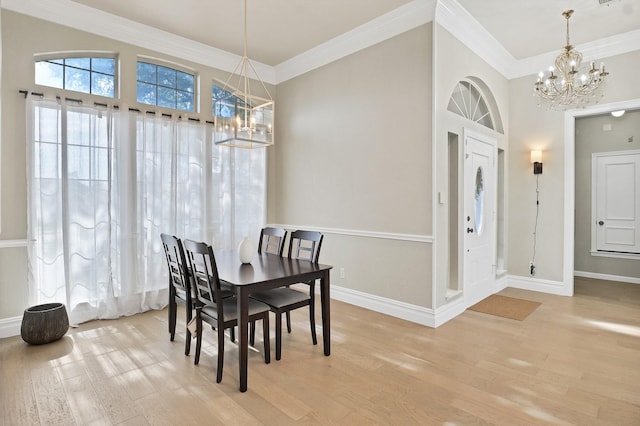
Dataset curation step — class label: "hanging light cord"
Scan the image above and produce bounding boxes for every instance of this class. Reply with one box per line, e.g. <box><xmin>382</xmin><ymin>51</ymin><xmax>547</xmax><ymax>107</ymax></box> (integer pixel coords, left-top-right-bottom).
<box><xmin>531</xmin><ymin>174</ymin><xmax>540</xmax><ymax>274</ymax></box>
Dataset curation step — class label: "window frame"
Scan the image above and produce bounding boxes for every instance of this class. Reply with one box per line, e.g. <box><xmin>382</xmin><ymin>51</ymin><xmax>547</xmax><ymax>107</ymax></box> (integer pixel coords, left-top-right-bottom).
<box><xmin>136</xmin><ymin>57</ymin><xmax>198</xmax><ymax>113</ymax></box>
<box><xmin>34</xmin><ymin>52</ymin><xmax>119</xmax><ymax>98</ymax></box>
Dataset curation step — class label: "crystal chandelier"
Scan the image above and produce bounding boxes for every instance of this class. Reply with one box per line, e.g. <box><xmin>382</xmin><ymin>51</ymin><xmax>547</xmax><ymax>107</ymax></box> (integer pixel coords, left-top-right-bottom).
<box><xmin>213</xmin><ymin>0</ymin><xmax>274</xmax><ymax>148</ymax></box>
<box><xmin>534</xmin><ymin>10</ymin><xmax>609</xmax><ymax>110</ymax></box>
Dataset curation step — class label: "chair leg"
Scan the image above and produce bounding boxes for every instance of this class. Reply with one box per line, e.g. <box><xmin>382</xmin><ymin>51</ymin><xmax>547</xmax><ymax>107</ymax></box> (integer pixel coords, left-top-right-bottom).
<box><xmin>275</xmin><ymin>313</ymin><xmax>282</xmax><ymax>361</ymax></box>
<box><xmin>250</xmin><ymin>320</ymin><xmax>256</xmax><ymax>346</ymax></box>
<box><xmin>168</xmin><ymin>297</ymin><xmax>177</xmax><ymax>341</ymax></box>
<box><xmin>309</xmin><ymin>301</ymin><xmax>317</xmax><ymax>346</ymax></box>
<box><xmin>217</xmin><ymin>326</ymin><xmax>225</xmax><ymax>383</ymax></box>
<box><xmin>194</xmin><ymin>313</ymin><xmax>202</xmax><ymax>365</ymax></box>
<box><xmin>286</xmin><ymin>311</ymin><xmax>292</xmax><ymax>333</ymax></box>
<box><xmin>185</xmin><ymin>305</ymin><xmax>192</xmax><ymax>356</ymax></box>
<box><xmin>230</xmin><ymin>326</ymin><xmax>235</xmax><ymax>342</ymax></box>
<box><xmin>262</xmin><ymin>314</ymin><xmax>270</xmax><ymax>364</ymax></box>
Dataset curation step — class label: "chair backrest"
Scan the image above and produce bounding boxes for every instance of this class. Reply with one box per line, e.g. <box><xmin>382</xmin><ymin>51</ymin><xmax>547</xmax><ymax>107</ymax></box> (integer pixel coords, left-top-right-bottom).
<box><xmin>258</xmin><ymin>227</ymin><xmax>287</xmax><ymax>256</ymax></box>
<box><xmin>288</xmin><ymin>230</ymin><xmax>323</xmax><ymax>263</ymax></box>
<box><xmin>183</xmin><ymin>239</ymin><xmax>225</xmax><ymax>310</ymax></box>
<box><xmin>160</xmin><ymin>233</ymin><xmax>190</xmax><ymax>295</ymax></box>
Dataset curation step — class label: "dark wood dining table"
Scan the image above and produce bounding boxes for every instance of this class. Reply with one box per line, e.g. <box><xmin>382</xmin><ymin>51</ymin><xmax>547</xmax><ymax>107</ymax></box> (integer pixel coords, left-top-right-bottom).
<box><xmin>214</xmin><ymin>250</ymin><xmax>333</xmax><ymax>392</ymax></box>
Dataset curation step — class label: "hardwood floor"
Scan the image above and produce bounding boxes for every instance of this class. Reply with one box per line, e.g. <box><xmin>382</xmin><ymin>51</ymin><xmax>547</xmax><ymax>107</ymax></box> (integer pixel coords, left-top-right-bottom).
<box><xmin>1</xmin><ymin>278</ymin><xmax>639</xmax><ymax>425</ymax></box>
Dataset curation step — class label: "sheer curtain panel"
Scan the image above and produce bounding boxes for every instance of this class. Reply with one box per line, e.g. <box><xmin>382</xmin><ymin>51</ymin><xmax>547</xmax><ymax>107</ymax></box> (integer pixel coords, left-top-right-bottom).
<box><xmin>26</xmin><ymin>97</ymin><xmax>266</xmax><ymax>325</ymax></box>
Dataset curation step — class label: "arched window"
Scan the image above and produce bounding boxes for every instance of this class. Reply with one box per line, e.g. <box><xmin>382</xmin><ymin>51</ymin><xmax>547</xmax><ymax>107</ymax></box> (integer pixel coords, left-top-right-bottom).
<box><xmin>35</xmin><ymin>54</ymin><xmax>117</xmax><ymax>98</ymax></box>
<box><xmin>136</xmin><ymin>60</ymin><xmax>195</xmax><ymax>112</ymax></box>
<box><xmin>447</xmin><ymin>79</ymin><xmax>495</xmax><ymax>131</ymax></box>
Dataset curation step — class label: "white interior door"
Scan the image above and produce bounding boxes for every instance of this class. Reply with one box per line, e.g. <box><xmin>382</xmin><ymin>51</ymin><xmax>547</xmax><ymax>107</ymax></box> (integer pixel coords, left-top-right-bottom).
<box><xmin>593</xmin><ymin>151</ymin><xmax>640</xmax><ymax>254</ymax></box>
<box><xmin>463</xmin><ymin>131</ymin><xmax>496</xmax><ymax>306</ymax></box>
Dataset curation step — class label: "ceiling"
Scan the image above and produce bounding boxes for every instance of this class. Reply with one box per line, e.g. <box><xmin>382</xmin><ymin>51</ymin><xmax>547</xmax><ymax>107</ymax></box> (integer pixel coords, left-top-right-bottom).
<box><xmin>69</xmin><ymin>0</ymin><xmax>640</xmax><ymax>66</ymax></box>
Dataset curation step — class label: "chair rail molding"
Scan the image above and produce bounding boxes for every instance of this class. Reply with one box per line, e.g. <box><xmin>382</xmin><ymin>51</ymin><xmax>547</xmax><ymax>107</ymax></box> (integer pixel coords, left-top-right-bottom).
<box><xmin>269</xmin><ymin>224</ymin><xmax>433</xmax><ymax>244</ymax></box>
<box><xmin>0</xmin><ymin>239</ymin><xmax>28</xmax><ymax>248</ymax></box>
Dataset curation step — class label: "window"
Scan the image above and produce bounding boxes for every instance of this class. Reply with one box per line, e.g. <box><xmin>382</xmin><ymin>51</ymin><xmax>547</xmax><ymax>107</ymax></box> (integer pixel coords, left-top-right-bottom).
<box><xmin>447</xmin><ymin>80</ymin><xmax>494</xmax><ymax>130</ymax></box>
<box><xmin>35</xmin><ymin>55</ymin><xmax>116</xmax><ymax>98</ymax></box>
<box><xmin>27</xmin><ymin>99</ymin><xmax>266</xmax><ymax>325</ymax></box>
<box><xmin>137</xmin><ymin>61</ymin><xmax>195</xmax><ymax>112</ymax></box>
<box><xmin>213</xmin><ymin>84</ymin><xmax>238</xmax><ymax>118</ymax></box>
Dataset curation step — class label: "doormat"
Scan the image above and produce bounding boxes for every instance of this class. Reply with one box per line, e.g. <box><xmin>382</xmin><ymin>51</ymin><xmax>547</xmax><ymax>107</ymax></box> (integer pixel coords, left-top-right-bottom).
<box><xmin>468</xmin><ymin>294</ymin><xmax>541</xmax><ymax>321</ymax></box>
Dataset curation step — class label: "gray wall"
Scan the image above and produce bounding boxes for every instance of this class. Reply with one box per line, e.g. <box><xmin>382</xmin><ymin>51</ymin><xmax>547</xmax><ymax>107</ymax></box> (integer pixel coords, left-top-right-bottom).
<box><xmin>508</xmin><ymin>51</ymin><xmax>640</xmax><ymax>283</ymax></box>
<box><xmin>272</xmin><ymin>24</ymin><xmax>434</xmax><ymax>308</ymax></box>
<box><xmin>575</xmin><ymin>109</ymin><xmax>640</xmax><ymax>278</ymax></box>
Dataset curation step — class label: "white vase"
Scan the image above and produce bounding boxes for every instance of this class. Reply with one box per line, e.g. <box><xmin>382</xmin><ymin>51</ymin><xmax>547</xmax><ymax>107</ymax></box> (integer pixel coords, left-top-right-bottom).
<box><xmin>238</xmin><ymin>237</ymin><xmax>255</xmax><ymax>264</ymax></box>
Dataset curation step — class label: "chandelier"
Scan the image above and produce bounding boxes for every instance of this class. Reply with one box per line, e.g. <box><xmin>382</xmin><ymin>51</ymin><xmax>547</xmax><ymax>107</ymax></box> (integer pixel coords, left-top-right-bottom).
<box><xmin>534</xmin><ymin>10</ymin><xmax>609</xmax><ymax>110</ymax></box>
<box><xmin>213</xmin><ymin>0</ymin><xmax>274</xmax><ymax>148</ymax></box>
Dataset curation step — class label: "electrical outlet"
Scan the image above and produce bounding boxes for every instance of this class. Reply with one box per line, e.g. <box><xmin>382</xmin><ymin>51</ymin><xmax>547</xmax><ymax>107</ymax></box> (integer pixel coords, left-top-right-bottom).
<box><xmin>339</xmin><ymin>268</ymin><xmax>345</xmax><ymax>279</ymax></box>
<box><xmin>529</xmin><ymin>261</ymin><xmax>536</xmax><ymax>276</ymax></box>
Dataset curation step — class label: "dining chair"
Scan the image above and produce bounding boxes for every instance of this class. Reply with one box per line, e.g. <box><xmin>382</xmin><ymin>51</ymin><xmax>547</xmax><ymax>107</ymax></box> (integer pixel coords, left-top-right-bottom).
<box><xmin>183</xmin><ymin>239</ymin><xmax>271</xmax><ymax>383</ymax></box>
<box><xmin>249</xmin><ymin>227</ymin><xmax>287</xmax><ymax>345</ymax></box>
<box><xmin>249</xmin><ymin>230</ymin><xmax>323</xmax><ymax>360</ymax></box>
<box><xmin>160</xmin><ymin>233</ymin><xmax>195</xmax><ymax>356</ymax></box>
<box><xmin>258</xmin><ymin>226</ymin><xmax>288</xmax><ymax>256</ymax></box>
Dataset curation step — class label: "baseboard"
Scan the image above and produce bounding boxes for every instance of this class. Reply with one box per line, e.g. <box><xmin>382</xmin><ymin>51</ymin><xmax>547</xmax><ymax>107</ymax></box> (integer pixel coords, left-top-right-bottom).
<box><xmin>0</xmin><ymin>316</ymin><xmax>22</xmax><ymax>339</ymax></box>
<box><xmin>507</xmin><ymin>275</ymin><xmax>571</xmax><ymax>296</ymax></box>
<box><xmin>432</xmin><ymin>296</ymin><xmax>466</xmax><ymax>328</ymax></box>
<box><xmin>494</xmin><ymin>274</ymin><xmax>509</xmax><ymax>292</ymax></box>
<box><xmin>330</xmin><ymin>285</ymin><xmax>437</xmax><ymax>327</ymax></box>
<box><xmin>331</xmin><ymin>277</ymin><xmax>525</xmax><ymax>329</ymax></box>
<box><xmin>0</xmin><ymin>274</ymin><xmax>578</xmax><ymax>339</ymax></box>
<box><xmin>574</xmin><ymin>270</ymin><xmax>640</xmax><ymax>285</ymax></box>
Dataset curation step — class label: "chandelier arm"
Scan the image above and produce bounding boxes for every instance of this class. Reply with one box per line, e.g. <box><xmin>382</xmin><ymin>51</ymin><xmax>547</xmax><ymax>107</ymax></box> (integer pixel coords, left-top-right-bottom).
<box><xmin>219</xmin><ymin>58</ymin><xmax>246</xmax><ymax>97</ymax></box>
<box><xmin>247</xmin><ymin>60</ymin><xmax>273</xmax><ymax>101</ymax></box>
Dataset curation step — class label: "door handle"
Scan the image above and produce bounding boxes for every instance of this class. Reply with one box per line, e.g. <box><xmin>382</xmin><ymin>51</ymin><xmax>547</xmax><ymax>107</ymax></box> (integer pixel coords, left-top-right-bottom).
<box><xmin>467</xmin><ymin>227</ymin><xmax>474</xmax><ymax>234</ymax></box>
<box><xmin>598</xmin><ymin>220</ymin><xmax>605</xmax><ymax>226</ymax></box>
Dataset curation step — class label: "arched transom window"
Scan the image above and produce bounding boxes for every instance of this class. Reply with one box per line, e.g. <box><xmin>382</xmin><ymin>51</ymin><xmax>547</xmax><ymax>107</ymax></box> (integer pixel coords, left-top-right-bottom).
<box><xmin>447</xmin><ymin>80</ymin><xmax>494</xmax><ymax>130</ymax></box>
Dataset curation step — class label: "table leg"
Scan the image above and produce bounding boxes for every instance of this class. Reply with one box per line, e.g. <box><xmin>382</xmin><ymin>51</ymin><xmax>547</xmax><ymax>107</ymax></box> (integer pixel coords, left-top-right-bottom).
<box><xmin>320</xmin><ymin>270</ymin><xmax>331</xmax><ymax>356</ymax></box>
<box><xmin>237</xmin><ymin>287</ymin><xmax>249</xmax><ymax>392</ymax></box>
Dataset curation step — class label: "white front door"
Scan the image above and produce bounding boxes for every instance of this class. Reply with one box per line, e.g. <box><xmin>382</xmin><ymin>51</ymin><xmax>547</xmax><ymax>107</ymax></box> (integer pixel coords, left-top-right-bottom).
<box><xmin>463</xmin><ymin>131</ymin><xmax>496</xmax><ymax>306</ymax></box>
<box><xmin>593</xmin><ymin>151</ymin><xmax>640</xmax><ymax>254</ymax></box>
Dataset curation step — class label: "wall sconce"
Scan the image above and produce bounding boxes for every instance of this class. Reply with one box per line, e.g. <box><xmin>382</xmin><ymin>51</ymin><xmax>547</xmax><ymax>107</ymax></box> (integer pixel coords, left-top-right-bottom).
<box><xmin>531</xmin><ymin>150</ymin><xmax>543</xmax><ymax>174</ymax></box>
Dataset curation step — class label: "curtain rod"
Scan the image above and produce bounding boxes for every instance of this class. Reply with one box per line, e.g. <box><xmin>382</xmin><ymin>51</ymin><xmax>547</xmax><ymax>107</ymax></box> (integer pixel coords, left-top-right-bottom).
<box><xmin>19</xmin><ymin>90</ymin><xmax>211</xmax><ymax>123</ymax></box>
<box><xmin>18</xmin><ymin>89</ymin><xmax>120</xmax><ymax>109</ymax></box>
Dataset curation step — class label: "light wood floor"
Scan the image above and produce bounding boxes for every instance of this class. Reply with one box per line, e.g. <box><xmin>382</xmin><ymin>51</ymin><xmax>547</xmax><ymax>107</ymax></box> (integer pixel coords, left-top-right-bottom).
<box><xmin>1</xmin><ymin>278</ymin><xmax>639</xmax><ymax>425</ymax></box>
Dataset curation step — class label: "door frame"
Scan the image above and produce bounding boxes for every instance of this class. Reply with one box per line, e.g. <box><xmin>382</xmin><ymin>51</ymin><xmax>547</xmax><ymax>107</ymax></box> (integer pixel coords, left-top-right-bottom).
<box><xmin>462</xmin><ymin>128</ymin><xmax>498</xmax><ymax>306</ymax></box>
<box><xmin>564</xmin><ymin>97</ymin><xmax>640</xmax><ymax>296</ymax></box>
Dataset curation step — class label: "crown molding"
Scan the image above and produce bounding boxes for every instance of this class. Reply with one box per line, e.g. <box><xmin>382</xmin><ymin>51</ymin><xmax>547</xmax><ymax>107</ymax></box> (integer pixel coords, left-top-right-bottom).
<box><xmin>273</xmin><ymin>0</ymin><xmax>436</xmax><ymax>84</ymax></box>
<box><xmin>435</xmin><ymin>0</ymin><xmax>515</xmax><ymax>77</ymax></box>
<box><xmin>509</xmin><ymin>29</ymin><xmax>640</xmax><ymax>79</ymax></box>
<box><xmin>2</xmin><ymin>0</ymin><xmax>638</xmax><ymax>85</ymax></box>
<box><xmin>1</xmin><ymin>0</ymin><xmax>276</xmax><ymax>84</ymax></box>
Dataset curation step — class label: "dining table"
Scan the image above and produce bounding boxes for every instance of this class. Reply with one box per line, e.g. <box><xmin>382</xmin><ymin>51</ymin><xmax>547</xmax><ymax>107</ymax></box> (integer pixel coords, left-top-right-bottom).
<box><xmin>214</xmin><ymin>250</ymin><xmax>333</xmax><ymax>392</ymax></box>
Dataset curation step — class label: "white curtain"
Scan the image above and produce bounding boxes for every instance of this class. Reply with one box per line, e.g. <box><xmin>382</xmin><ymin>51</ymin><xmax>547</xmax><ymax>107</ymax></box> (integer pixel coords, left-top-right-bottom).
<box><xmin>26</xmin><ymin>97</ymin><xmax>266</xmax><ymax>325</ymax></box>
